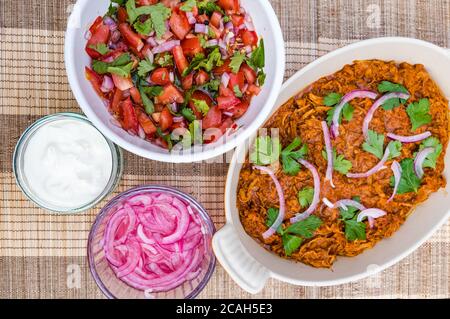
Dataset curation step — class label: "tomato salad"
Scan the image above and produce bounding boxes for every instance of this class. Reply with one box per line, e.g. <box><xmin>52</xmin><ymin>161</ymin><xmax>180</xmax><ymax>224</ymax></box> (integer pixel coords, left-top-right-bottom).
<box><xmin>85</xmin><ymin>0</ymin><xmax>265</xmax><ymax>150</ymax></box>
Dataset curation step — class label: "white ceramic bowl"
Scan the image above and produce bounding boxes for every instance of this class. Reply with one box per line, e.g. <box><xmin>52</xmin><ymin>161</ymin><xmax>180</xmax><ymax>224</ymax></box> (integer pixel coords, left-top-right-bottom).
<box><xmin>213</xmin><ymin>37</ymin><xmax>450</xmax><ymax>293</ymax></box>
<box><xmin>65</xmin><ymin>0</ymin><xmax>285</xmax><ymax>163</ymax></box>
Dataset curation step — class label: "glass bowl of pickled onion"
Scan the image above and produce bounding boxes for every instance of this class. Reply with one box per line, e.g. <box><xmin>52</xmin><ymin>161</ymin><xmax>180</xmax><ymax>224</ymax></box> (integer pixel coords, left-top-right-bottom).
<box><xmin>88</xmin><ymin>185</ymin><xmax>216</xmax><ymax>299</ymax></box>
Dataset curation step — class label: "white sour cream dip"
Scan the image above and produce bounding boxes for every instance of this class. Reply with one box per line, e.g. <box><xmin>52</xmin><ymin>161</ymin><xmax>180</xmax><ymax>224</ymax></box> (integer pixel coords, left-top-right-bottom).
<box><xmin>23</xmin><ymin>118</ymin><xmax>113</xmax><ymax>209</ymax></box>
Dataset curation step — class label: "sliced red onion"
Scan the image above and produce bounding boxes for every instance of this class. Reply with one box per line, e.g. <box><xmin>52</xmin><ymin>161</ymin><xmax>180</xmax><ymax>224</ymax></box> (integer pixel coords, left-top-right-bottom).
<box><xmin>223</xmin><ymin>111</ymin><xmax>233</xmax><ymax>117</ymax></box>
<box><xmin>152</xmin><ymin>40</ymin><xmax>180</xmax><ymax>54</ymax></box>
<box><xmin>186</xmin><ymin>11</ymin><xmax>196</xmax><ymax>24</ymax></box>
<box><xmin>322</xmin><ymin>197</ymin><xmax>334</xmax><ymax>208</ymax></box>
<box><xmin>100</xmin><ymin>75</ymin><xmax>114</xmax><ymax>93</ymax></box>
<box><xmin>169</xmin><ymin>71</ymin><xmax>175</xmax><ymax>83</ymax></box>
<box><xmin>172</xmin><ymin>116</ymin><xmax>184</xmax><ymax>123</ymax></box>
<box><xmin>388</xmin><ymin>160</ymin><xmax>402</xmax><ymax>202</ymax></box>
<box><xmin>253</xmin><ymin>166</ymin><xmax>285</xmax><ymax>239</ymax></box>
<box><xmin>290</xmin><ymin>160</ymin><xmax>321</xmax><ymax>223</ymax></box>
<box><xmin>225</xmin><ymin>22</ymin><xmax>234</xmax><ymax>30</ymax></box>
<box><xmin>104</xmin><ymin>16</ymin><xmax>117</xmax><ymax>31</ymax></box>
<box><xmin>242</xmin><ymin>84</ymin><xmax>249</xmax><ymax>94</ymax></box>
<box><xmin>335</xmin><ymin>199</ymin><xmax>366</xmax><ymax>211</ymax></box>
<box><xmin>347</xmin><ymin>147</ymin><xmax>390</xmax><ymax>178</ymax></box>
<box><xmin>321</xmin><ymin>121</ymin><xmax>335</xmax><ymax>188</ymax></box>
<box><xmin>143</xmin><ymin>49</ymin><xmax>154</xmax><ymax>64</ymax></box>
<box><xmin>224</xmin><ymin>31</ymin><xmax>235</xmax><ymax>45</ymax></box>
<box><xmin>387</xmin><ymin>131</ymin><xmax>431</xmax><ymax>143</ymax></box>
<box><xmin>331</xmin><ymin>90</ymin><xmax>378</xmax><ymax>138</ymax></box>
<box><xmin>146</xmin><ymin>37</ymin><xmax>158</xmax><ymax>47</ymax></box>
<box><xmin>195</xmin><ymin>24</ymin><xmax>209</xmax><ymax>34</ymax></box>
<box><xmin>414</xmin><ymin>147</ymin><xmax>435</xmax><ymax>179</ymax></box>
<box><xmin>238</xmin><ymin>23</ymin><xmax>246</xmax><ymax>30</ymax></box>
<box><xmin>138</xmin><ymin>125</ymin><xmax>146</xmax><ymax>139</ymax></box>
<box><xmin>357</xmin><ymin>208</ymin><xmax>387</xmax><ymax>228</ymax></box>
<box><xmin>363</xmin><ymin>92</ymin><xmax>410</xmax><ymax>139</ymax></box>
<box><xmin>169</xmin><ymin>102</ymin><xmax>178</xmax><ymax>113</ymax></box>
<box><xmin>111</xmin><ymin>30</ymin><xmax>121</xmax><ymax>43</ymax></box>
<box><xmin>84</xmin><ymin>30</ymin><xmax>91</xmax><ymax>40</ymax></box>
<box><xmin>206</xmin><ymin>39</ymin><xmax>219</xmax><ymax>47</ymax></box>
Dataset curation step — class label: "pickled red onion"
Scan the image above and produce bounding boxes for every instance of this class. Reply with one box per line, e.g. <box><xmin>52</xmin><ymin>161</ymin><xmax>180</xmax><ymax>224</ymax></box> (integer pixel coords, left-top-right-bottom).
<box><xmin>414</xmin><ymin>147</ymin><xmax>435</xmax><ymax>179</ymax></box>
<box><xmin>388</xmin><ymin>161</ymin><xmax>402</xmax><ymax>202</ymax></box>
<box><xmin>357</xmin><ymin>208</ymin><xmax>387</xmax><ymax>228</ymax></box>
<box><xmin>321</xmin><ymin>121</ymin><xmax>335</xmax><ymax>188</ymax></box>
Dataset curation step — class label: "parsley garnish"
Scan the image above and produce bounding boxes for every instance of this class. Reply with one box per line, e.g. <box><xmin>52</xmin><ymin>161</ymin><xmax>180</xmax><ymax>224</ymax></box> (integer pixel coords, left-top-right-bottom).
<box><xmin>197</xmin><ymin>0</ymin><xmax>224</xmax><ymax>15</ymax></box>
<box><xmin>139</xmin><ymin>86</ymin><xmax>155</xmax><ymax>115</ymax></box>
<box><xmin>140</xmin><ymin>85</ymin><xmax>163</xmax><ymax>97</ymax></box>
<box><xmin>89</xmin><ymin>43</ymin><xmax>110</xmax><ymax>55</ymax></box>
<box><xmin>387</xmin><ymin>141</ymin><xmax>402</xmax><ymax>159</ymax></box>
<box><xmin>362</xmin><ymin>130</ymin><xmax>385</xmax><ymax>159</ymax></box>
<box><xmin>126</xmin><ymin>0</ymin><xmax>171</xmax><ymax>38</ymax></box>
<box><xmin>377</xmin><ymin>81</ymin><xmax>409</xmax><ymax>110</ymax></box>
<box><xmin>406</xmin><ymin>98</ymin><xmax>432</xmax><ymax>131</ymax></box>
<box><xmin>390</xmin><ymin>158</ymin><xmax>421</xmax><ymax>194</ymax></box>
<box><xmin>338</xmin><ymin>199</ymin><xmax>366</xmax><ymax>241</ymax></box>
<box><xmin>280</xmin><ymin>137</ymin><xmax>308</xmax><ymax>175</ymax></box>
<box><xmin>322</xmin><ymin>148</ymin><xmax>352</xmax><ymax>174</ymax></box>
<box><xmin>249</xmin><ymin>136</ymin><xmax>281</xmax><ymax>166</ymax></box>
<box><xmin>229</xmin><ymin>52</ymin><xmax>246</xmax><ymax>74</ymax></box>
<box><xmin>106</xmin><ymin>62</ymin><xmax>134</xmax><ymax>77</ymax></box>
<box><xmin>181</xmin><ymin>107</ymin><xmax>197</xmax><ymax>122</ymax></box>
<box><xmin>248</xmin><ymin>39</ymin><xmax>265</xmax><ymax>69</ymax></box>
<box><xmin>182</xmin><ymin>48</ymin><xmax>223</xmax><ymax>76</ymax></box>
<box><xmin>417</xmin><ymin>137</ymin><xmax>442</xmax><ymax>169</ymax></box>
<box><xmin>92</xmin><ymin>53</ymin><xmax>131</xmax><ymax>74</ymax></box>
<box><xmin>133</xmin><ymin>18</ymin><xmax>153</xmax><ymax>36</ymax></box>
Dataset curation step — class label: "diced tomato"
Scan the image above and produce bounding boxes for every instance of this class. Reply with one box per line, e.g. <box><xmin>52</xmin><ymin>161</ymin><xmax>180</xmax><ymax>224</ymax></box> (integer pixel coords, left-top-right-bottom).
<box><xmin>189</xmin><ymin>91</ymin><xmax>213</xmax><ymax>118</ymax></box>
<box><xmin>219</xmin><ymin>117</ymin><xmax>235</xmax><ymax>133</ymax></box>
<box><xmin>160</xmin><ymin>107</ymin><xmax>174</xmax><ymax>131</ymax></box>
<box><xmin>86</xmin><ymin>24</ymin><xmax>110</xmax><ymax>58</ymax></box>
<box><xmin>136</xmin><ymin>109</ymin><xmax>157</xmax><ymax>135</ymax></box>
<box><xmin>169</xmin><ymin>10</ymin><xmax>191</xmax><ymax>40</ymax></box>
<box><xmin>241</xmin><ymin>63</ymin><xmax>257</xmax><ymax>84</ymax></box>
<box><xmin>218</xmin><ymin>0</ymin><xmax>240</xmax><ymax>13</ymax></box>
<box><xmin>85</xmin><ymin>67</ymin><xmax>103</xmax><ymax>96</ymax></box>
<box><xmin>197</xmin><ymin>14</ymin><xmax>209</xmax><ymax>24</ymax></box>
<box><xmin>150</xmin><ymin>68</ymin><xmax>171</xmax><ymax>85</ymax></box>
<box><xmin>213</xmin><ymin>59</ymin><xmax>231</xmax><ymax>75</ymax></box>
<box><xmin>240</xmin><ymin>30</ymin><xmax>258</xmax><ymax>46</ymax></box>
<box><xmin>162</xmin><ymin>0</ymin><xmax>180</xmax><ymax>9</ymax></box>
<box><xmin>181</xmin><ymin>37</ymin><xmax>203</xmax><ymax>57</ymax></box>
<box><xmin>172</xmin><ymin>45</ymin><xmax>189</xmax><ymax>74</ymax></box>
<box><xmin>217</xmin><ymin>95</ymin><xmax>241</xmax><ymax>110</ymax></box>
<box><xmin>121</xmin><ymin>97</ymin><xmax>139</xmax><ymax>132</ymax></box>
<box><xmin>118</xmin><ymin>23</ymin><xmax>144</xmax><ymax>51</ymax></box>
<box><xmin>142</xmin><ymin>44</ymin><xmax>152</xmax><ymax>58</ymax></box>
<box><xmin>230</xmin><ymin>14</ymin><xmax>244</xmax><ymax>27</ymax></box>
<box><xmin>171</xmin><ymin>120</ymin><xmax>187</xmax><ymax>130</ymax></box>
<box><xmin>130</xmin><ymin>87</ymin><xmax>142</xmax><ymax>105</ymax></box>
<box><xmin>152</xmin><ymin>112</ymin><xmax>161</xmax><ymax>123</ymax></box>
<box><xmin>210</xmin><ymin>12</ymin><xmax>222</xmax><ymax>28</ymax></box>
<box><xmin>182</xmin><ymin>73</ymin><xmax>194</xmax><ymax>90</ymax></box>
<box><xmin>112</xmin><ymin>74</ymin><xmax>134</xmax><ymax>91</ymax></box>
<box><xmin>158</xmin><ymin>84</ymin><xmax>184</xmax><ymax>104</ymax></box>
<box><xmin>195</xmin><ymin>70</ymin><xmax>209</xmax><ymax>85</ymax></box>
<box><xmin>202</xmin><ymin>106</ymin><xmax>223</xmax><ymax>129</ymax></box>
<box><xmin>203</xmin><ymin>127</ymin><xmax>223</xmax><ymax>144</ymax></box>
<box><xmin>117</xmin><ymin>7</ymin><xmax>128</xmax><ymax>23</ymax></box>
<box><xmin>247</xmin><ymin>84</ymin><xmax>261</xmax><ymax>96</ymax></box>
<box><xmin>231</xmin><ymin>99</ymin><xmax>250</xmax><ymax>118</ymax></box>
<box><xmin>219</xmin><ymin>84</ymin><xmax>234</xmax><ymax>97</ymax></box>
<box><xmin>228</xmin><ymin>71</ymin><xmax>245</xmax><ymax>91</ymax></box>
<box><xmin>89</xmin><ymin>16</ymin><xmax>104</xmax><ymax>34</ymax></box>
<box><xmin>111</xmin><ymin>88</ymin><xmax>123</xmax><ymax>115</ymax></box>
<box><xmin>154</xmin><ymin>137</ymin><xmax>169</xmax><ymax>149</ymax></box>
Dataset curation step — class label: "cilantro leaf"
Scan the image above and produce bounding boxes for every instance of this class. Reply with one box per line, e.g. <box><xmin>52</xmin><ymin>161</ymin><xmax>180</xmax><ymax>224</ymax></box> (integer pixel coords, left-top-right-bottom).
<box><xmin>137</xmin><ymin>59</ymin><xmax>156</xmax><ymax>77</ymax></box>
<box><xmin>155</xmin><ymin>53</ymin><xmax>173</xmax><ymax>67</ymax></box>
<box><xmin>133</xmin><ymin>18</ymin><xmax>153</xmax><ymax>36</ymax></box>
<box><xmin>339</xmin><ymin>198</ymin><xmax>361</xmax><ymax>221</ymax></box>
<box><xmin>181</xmin><ymin>107</ymin><xmax>197</xmax><ymax>122</ymax></box>
<box><xmin>126</xmin><ymin>1</ymin><xmax>171</xmax><ymax>38</ymax></box>
<box><xmin>280</xmin><ymin>137</ymin><xmax>308</xmax><ymax>175</ymax></box>
<box><xmin>191</xmin><ymin>99</ymin><xmax>210</xmax><ymax>116</ymax></box>
<box><xmin>141</xmin><ymin>85</ymin><xmax>163</xmax><ymax>97</ymax></box>
<box><xmin>322</xmin><ymin>149</ymin><xmax>352</xmax><ymax>174</ymax></box>
<box><xmin>229</xmin><ymin>52</ymin><xmax>246</xmax><ymax>74</ymax></box>
<box><xmin>387</xmin><ymin>140</ymin><xmax>402</xmax><ymax>160</ymax></box>
<box><xmin>139</xmin><ymin>86</ymin><xmax>155</xmax><ymax>114</ymax></box>
<box><xmin>197</xmin><ymin>0</ymin><xmax>224</xmax><ymax>15</ymax></box>
<box><xmin>257</xmin><ymin>71</ymin><xmax>266</xmax><ymax>86</ymax></box>
<box><xmin>233</xmin><ymin>85</ymin><xmax>243</xmax><ymax>98</ymax></box>
<box><xmin>362</xmin><ymin>130</ymin><xmax>385</xmax><ymax>159</ymax></box>
<box><xmin>406</xmin><ymin>98</ymin><xmax>432</xmax><ymax>131</ymax></box>
<box><xmin>298</xmin><ymin>187</ymin><xmax>314</xmax><ymax>208</ymax></box>
<box><xmin>323</xmin><ymin>93</ymin><xmax>342</xmax><ymax>106</ymax></box>
<box><xmin>344</xmin><ymin>220</ymin><xmax>366</xmax><ymax>241</ymax></box>
<box><xmin>180</xmin><ymin>0</ymin><xmax>197</xmax><ymax>12</ymax></box>
<box><xmin>390</xmin><ymin>158</ymin><xmax>421</xmax><ymax>194</ymax></box>
<box><xmin>324</xmin><ymin>93</ymin><xmax>353</xmax><ymax>124</ymax></box>
<box><xmin>182</xmin><ymin>48</ymin><xmax>223</xmax><ymax>76</ymax></box>
<box><xmin>248</xmin><ymin>39</ymin><xmax>265</xmax><ymax>69</ymax></box>
<box><xmin>89</xmin><ymin>43</ymin><xmax>110</xmax><ymax>55</ymax></box>
<box><xmin>249</xmin><ymin>136</ymin><xmax>281</xmax><ymax>166</ymax></box>
<box><xmin>107</xmin><ymin>62</ymin><xmax>134</xmax><ymax>77</ymax></box>
<box><xmin>282</xmin><ymin>234</ymin><xmax>303</xmax><ymax>256</ymax></box>
<box><xmin>418</xmin><ymin>137</ymin><xmax>442</xmax><ymax>169</ymax></box>
<box><xmin>378</xmin><ymin>81</ymin><xmax>409</xmax><ymax>110</ymax></box>
<box><xmin>200</xmin><ymin>78</ymin><xmax>221</xmax><ymax>93</ymax></box>
<box><xmin>266</xmin><ymin>207</ymin><xmax>283</xmax><ymax>235</ymax></box>
<box><xmin>92</xmin><ymin>53</ymin><xmax>131</xmax><ymax>74</ymax></box>
<box><xmin>285</xmin><ymin>215</ymin><xmax>322</xmax><ymax>239</ymax></box>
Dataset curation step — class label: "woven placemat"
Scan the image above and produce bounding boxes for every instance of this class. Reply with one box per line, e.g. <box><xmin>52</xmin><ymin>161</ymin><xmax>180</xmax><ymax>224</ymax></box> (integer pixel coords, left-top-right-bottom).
<box><xmin>0</xmin><ymin>0</ymin><xmax>449</xmax><ymax>298</ymax></box>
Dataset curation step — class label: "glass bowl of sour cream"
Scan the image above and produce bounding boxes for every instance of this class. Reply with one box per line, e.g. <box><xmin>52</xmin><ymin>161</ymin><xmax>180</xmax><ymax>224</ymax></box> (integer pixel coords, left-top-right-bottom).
<box><xmin>13</xmin><ymin>113</ymin><xmax>123</xmax><ymax>213</ymax></box>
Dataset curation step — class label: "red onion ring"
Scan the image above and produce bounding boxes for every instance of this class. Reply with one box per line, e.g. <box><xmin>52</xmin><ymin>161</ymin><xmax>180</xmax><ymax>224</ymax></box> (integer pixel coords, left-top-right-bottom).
<box><xmin>290</xmin><ymin>160</ymin><xmax>321</xmax><ymax>223</ymax></box>
<box><xmin>331</xmin><ymin>90</ymin><xmax>378</xmax><ymax>138</ymax></box>
<box><xmin>322</xmin><ymin>197</ymin><xmax>334</xmax><ymax>208</ymax></box>
<box><xmin>387</xmin><ymin>131</ymin><xmax>431</xmax><ymax>143</ymax></box>
<box><xmin>414</xmin><ymin>147</ymin><xmax>435</xmax><ymax>179</ymax></box>
<box><xmin>253</xmin><ymin>166</ymin><xmax>285</xmax><ymax>239</ymax></box>
<box><xmin>347</xmin><ymin>147</ymin><xmax>390</xmax><ymax>178</ymax></box>
<box><xmin>388</xmin><ymin>160</ymin><xmax>402</xmax><ymax>202</ymax></box>
<box><xmin>357</xmin><ymin>208</ymin><xmax>387</xmax><ymax>228</ymax></box>
<box><xmin>321</xmin><ymin>121</ymin><xmax>335</xmax><ymax>188</ymax></box>
<box><xmin>362</xmin><ymin>92</ymin><xmax>410</xmax><ymax>139</ymax></box>
<box><xmin>152</xmin><ymin>40</ymin><xmax>180</xmax><ymax>54</ymax></box>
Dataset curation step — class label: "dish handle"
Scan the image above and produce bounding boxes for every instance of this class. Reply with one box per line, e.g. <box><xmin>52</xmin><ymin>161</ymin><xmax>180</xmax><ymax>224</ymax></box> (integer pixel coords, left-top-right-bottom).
<box><xmin>212</xmin><ymin>223</ymin><xmax>270</xmax><ymax>294</ymax></box>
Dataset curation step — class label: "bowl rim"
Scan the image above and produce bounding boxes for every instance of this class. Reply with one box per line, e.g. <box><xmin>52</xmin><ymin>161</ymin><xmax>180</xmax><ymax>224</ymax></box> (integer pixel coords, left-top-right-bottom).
<box><xmin>87</xmin><ymin>184</ymin><xmax>216</xmax><ymax>299</ymax></box>
<box><xmin>64</xmin><ymin>0</ymin><xmax>286</xmax><ymax>163</ymax></box>
<box><xmin>222</xmin><ymin>36</ymin><xmax>450</xmax><ymax>287</ymax></box>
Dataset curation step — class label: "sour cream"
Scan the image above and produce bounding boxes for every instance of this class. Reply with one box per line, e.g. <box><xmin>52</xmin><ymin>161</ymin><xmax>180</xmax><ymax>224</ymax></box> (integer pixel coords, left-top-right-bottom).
<box><xmin>22</xmin><ymin>118</ymin><xmax>113</xmax><ymax>210</ymax></box>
